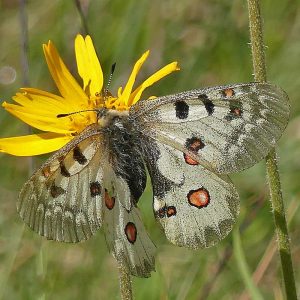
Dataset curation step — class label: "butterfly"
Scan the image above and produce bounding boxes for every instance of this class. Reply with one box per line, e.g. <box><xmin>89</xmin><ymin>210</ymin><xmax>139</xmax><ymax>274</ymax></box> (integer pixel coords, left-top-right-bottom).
<box><xmin>17</xmin><ymin>82</ymin><xmax>289</xmax><ymax>277</ymax></box>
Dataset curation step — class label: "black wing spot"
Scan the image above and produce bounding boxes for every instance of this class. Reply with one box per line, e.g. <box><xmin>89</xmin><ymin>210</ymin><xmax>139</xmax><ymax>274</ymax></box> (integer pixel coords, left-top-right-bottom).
<box><xmin>174</xmin><ymin>100</ymin><xmax>189</xmax><ymax>119</ymax></box>
<box><xmin>90</xmin><ymin>181</ymin><xmax>101</xmax><ymax>197</ymax></box>
<box><xmin>60</xmin><ymin>161</ymin><xmax>70</xmax><ymax>177</ymax></box>
<box><xmin>156</xmin><ymin>205</ymin><xmax>177</xmax><ymax>218</ymax></box>
<box><xmin>156</xmin><ymin>206</ymin><xmax>166</xmax><ymax>218</ymax></box>
<box><xmin>183</xmin><ymin>137</ymin><xmax>204</xmax><ymax>165</ymax></box>
<box><xmin>224</xmin><ymin>102</ymin><xmax>243</xmax><ymax>121</ymax></box>
<box><xmin>198</xmin><ymin>94</ymin><xmax>214</xmax><ymax>115</ymax></box>
<box><xmin>185</xmin><ymin>136</ymin><xmax>205</xmax><ymax>151</ymax></box>
<box><xmin>50</xmin><ymin>183</ymin><xmax>65</xmax><ymax>198</ymax></box>
<box><xmin>166</xmin><ymin>206</ymin><xmax>177</xmax><ymax>217</ymax></box>
<box><xmin>73</xmin><ymin>146</ymin><xmax>87</xmax><ymax>165</ymax></box>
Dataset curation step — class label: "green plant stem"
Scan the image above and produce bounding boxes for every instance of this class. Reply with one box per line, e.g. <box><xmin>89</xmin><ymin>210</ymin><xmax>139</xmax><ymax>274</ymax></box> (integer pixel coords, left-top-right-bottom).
<box><xmin>118</xmin><ymin>266</ymin><xmax>133</xmax><ymax>300</ymax></box>
<box><xmin>74</xmin><ymin>0</ymin><xmax>90</xmax><ymax>35</ymax></box>
<box><xmin>247</xmin><ymin>0</ymin><xmax>297</xmax><ymax>299</ymax></box>
<box><xmin>233</xmin><ymin>228</ymin><xmax>263</xmax><ymax>300</ymax></box>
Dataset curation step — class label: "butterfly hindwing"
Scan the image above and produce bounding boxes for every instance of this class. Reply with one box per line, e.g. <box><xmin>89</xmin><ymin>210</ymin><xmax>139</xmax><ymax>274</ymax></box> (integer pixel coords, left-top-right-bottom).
<box><xmin>132</xmin><ymin>82</ymin><xmax>289</xmax><ymax>173</ymax></box>
<box><xmin>143</xmin><ymin>140</ymin><xmax>239</xmax><ymax>249</ymax></box>
<box><xmin>102</xmin><ymin>163</ymin><xmax>156</xmax><ymax>277</ymax></box>
<box><xmin>17</xmin><ymin>124</ymin><xmax>105</xmax><ymax>242</ymax></box>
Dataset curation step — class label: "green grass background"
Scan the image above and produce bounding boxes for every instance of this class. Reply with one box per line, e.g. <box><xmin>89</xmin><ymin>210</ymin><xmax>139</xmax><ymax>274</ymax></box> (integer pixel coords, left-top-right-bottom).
<box><xmin>0</xmin><ymin>0</ymin><xmax>299</xmax><ymax>299</ymax></box>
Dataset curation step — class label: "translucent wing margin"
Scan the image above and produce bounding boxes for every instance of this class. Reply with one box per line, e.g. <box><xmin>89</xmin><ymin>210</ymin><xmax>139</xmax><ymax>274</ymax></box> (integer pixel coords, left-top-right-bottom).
<box><xmin>132</xmin><ymin>83</ymin><xmax>289</xmax><ymax>173</ymax></box>
<box><xmin>17</xmin><ymin>124</ymin><xmax>104</xmax><ymax>242</ymax></box>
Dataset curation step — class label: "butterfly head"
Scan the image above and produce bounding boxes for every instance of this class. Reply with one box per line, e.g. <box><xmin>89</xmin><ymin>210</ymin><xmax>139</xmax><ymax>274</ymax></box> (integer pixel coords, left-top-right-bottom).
<box><xmin>97</xmin><ymin>108</ymin><xmax>129</xmax><ymax>127</ymax></box>
<box><xmin>57</xmin><ymin>107</ymin><xmax>129</xmax><ymax>129</ymax></box>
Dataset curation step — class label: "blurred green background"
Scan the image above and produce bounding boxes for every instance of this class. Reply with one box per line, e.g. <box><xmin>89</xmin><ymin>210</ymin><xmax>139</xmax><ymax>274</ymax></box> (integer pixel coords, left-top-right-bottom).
<box><xmin>0</xmin><ymin>0</ymin><xmax>299</xmax><ymax>299</ymax></box>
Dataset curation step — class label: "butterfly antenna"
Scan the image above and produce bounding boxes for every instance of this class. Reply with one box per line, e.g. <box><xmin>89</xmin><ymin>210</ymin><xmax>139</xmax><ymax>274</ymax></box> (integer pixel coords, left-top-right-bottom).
<box><xmin>57</xmin><ymin>109</ymin><xmax>98</xmax><ymax>118</ymax></box>
<box><xmin>104</xmin><ymin>62</ymin><xmax>116</xmax><ymax>99</ymax></box>
<box><xmin>57</xmin><ymin>64</ymin><xmax>116</xmax><ymax>118</ymax></box>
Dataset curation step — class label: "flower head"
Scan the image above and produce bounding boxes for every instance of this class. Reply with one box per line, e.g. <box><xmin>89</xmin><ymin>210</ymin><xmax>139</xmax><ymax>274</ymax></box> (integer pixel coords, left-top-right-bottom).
<box><xmin>0</xmin><ymin>34</ymin><xmax>179</xmax><ymax>156</ymax></box>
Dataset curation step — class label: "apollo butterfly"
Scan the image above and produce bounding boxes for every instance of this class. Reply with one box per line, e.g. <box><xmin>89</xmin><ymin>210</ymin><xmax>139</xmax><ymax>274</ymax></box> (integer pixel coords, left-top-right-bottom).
<box><xmin>17</xmin><ymin>82</ymin><xmax>289</xmax><ymax>277</ymax></box>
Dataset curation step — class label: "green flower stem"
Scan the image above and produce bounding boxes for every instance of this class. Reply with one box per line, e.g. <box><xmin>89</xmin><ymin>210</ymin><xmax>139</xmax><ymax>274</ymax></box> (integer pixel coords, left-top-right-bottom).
<box><xmin>247</xmin><ymin>0</ymin><xmax>297</xmax><ymax>299</ymax></box>
<box><xmin>74</xmin><ymin>0</ymin><xmax>90</xmax><ymax>35</ymax></box>
<box><xmin>118</xmin><ymin>266</ymin><xmax>133</xmax><ymax>300</ymax></box>
<box><xmin>233</xmin><ymin>228</ymin><xmax>263</xmax><ymax>300</ymax></box>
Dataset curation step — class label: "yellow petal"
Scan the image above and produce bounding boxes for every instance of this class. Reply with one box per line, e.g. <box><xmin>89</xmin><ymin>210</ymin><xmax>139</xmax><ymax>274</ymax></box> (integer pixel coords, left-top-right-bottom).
<box><xmin>15</xmin><ymin>88</ymin><xmax>84</xmax><ymax>112</ymax></box>
<box><xmin>12</xmin><ymin>93</ymin><xmax>67</xmax><ymax>116</ymax></box>
<box><xmin>75</xmin><ymin>35</ymin><xmax>103</xmax><ymax>97</ymax></box>
<box><xmin>128</xmin><ymin>62</ymin><xmax>180</xmax><ymax>106</ymax></box>
<box><xmin>13</xmin><ymin>88</ymin><xmax>68</xmax><ymax>112</ymax></box>
<box><xmin>43</xmin><ymin>41</ymin><xmax>88</xmax><ymax>105</ymax></box>
<box><xmin>118</xmin><ymin>51</ymin><xmax>150</xmax><ymax>107</ymax></box>
<box><xmin>0</xmin><ymin>133</ymin><xmax>72</xmax><ymax>156</ymax></box>
<box><xmin>7</xmin><ymin>86</ymin><xmax>98</xmax><ymax>135</ymax></box>
<box><xmin>3</xmin><ymin>102</ymin><xmax>75</xmax><ymax>134</ymax></box>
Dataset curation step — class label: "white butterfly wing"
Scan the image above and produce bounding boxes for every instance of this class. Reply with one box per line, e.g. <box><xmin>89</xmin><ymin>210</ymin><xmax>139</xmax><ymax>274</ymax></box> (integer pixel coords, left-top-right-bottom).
<box><xmin>101</xmin><ymin>163</ymin><xmax>156</xmax><ymax>277</ymax></box>
<box><xmin>142</xmin><ymin>140</ymin><xmax>239</xmax><ymax>249</ymax></box>
<box><xmin>18</xmin><ymin>124</ymin><xmax>156</xmax><ymax>277</ymax></box>
<box><xmin>132</xmin><ymin>83</ymin><xmax>289</xmax><ymax>173</ymax></box>
<box><xmin>18</xmin><ymin>125</ymin><xmax>104</xmax><ymax>242</ymax></box>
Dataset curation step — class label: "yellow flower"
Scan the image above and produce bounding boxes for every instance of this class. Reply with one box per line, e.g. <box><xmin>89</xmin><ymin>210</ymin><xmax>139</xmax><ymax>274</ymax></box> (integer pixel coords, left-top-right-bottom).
<box><xmin>0</xmin><ymin>35</ymin><xmax>180</xmax><ymax>156</ymax></box>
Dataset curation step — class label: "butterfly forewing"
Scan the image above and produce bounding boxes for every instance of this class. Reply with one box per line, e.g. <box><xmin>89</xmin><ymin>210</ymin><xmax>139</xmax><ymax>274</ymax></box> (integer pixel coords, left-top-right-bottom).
<box><xmin>132</xmin><ymin>83</ymin><xmax>289</xmax><ymax>173</ymax></box>
<box><xmin>17</xmin><ymin>125</ymin><xmax>105</xmax><ymax>242</ymax></box>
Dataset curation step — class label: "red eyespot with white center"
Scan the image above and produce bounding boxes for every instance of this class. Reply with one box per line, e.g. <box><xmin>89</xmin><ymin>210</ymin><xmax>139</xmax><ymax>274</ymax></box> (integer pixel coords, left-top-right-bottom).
<box><xmin>187</xmin><ymin>187</ymin><xmax>210</xmax><ymax>208</ymax></box>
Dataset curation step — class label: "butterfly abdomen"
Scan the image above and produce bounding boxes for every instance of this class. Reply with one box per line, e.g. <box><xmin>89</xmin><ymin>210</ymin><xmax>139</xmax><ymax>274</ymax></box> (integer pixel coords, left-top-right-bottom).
<box><xmin>104</xmin><ymin>117</ymin><xmax>147</xmax><ymax>204</ymax></box>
